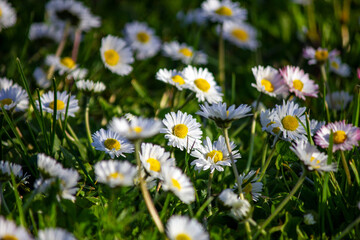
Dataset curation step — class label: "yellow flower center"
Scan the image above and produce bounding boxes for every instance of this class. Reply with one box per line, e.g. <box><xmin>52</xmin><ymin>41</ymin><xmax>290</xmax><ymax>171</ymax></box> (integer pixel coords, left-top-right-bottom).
<box><xmin>104</xmin><ymin>138</ymin><xmax>121</xmax><ymax>151</ymax></box>
<box><xmin>331</xmin><ymin>61</ymin><xmax>339</xmax><ymax>69</ymax></box>
<box><xmin>136</xmin><ymin>31</ymin><xmax>150</xmax><ymax>43</ymax></box>
<box><xmin>215</xmin><ymin>6</ymin><xmax>233</xmax><ymax>16</ymax></box>
<box><xmin>133</xmin><ymin>126</ymin><xmax>143</xmax><ymax>133</ymax></box>
<box><xmin>104</xmin><ymin>49</ymin><xmax>120</xmax><ymax>66</ymax></box>
<box><xmin>175</xmin><ymin>233</ymin><xmax>192</xmax><ymax>240</ymax></box>
<box><xmin>172</xmin><ymin>178</ymin><xmax>182</xmax><ymax>190</ymax></box>
<box><xmin>333</xmin><ymin>130</ymin><xmax>347</xmax><ymax>144</ymax></box>
<box><xmin>173</xmin><ymin>124</ymin><xmax>188</xmax><ymax>138</ymax></box>
<box><xmin>107</xmin><ymin>172</ymin><xmax>124</xmax><ymax>180</ymax></box>
<box><xmin>60</xmin><ymin>57</ymin><xmax>76</xmax><ymax>69</ymax></box>
<box><xmin>172</xmin><ymin>75</ymin><xmax>185</xmax><ymax>85</ymax></box>
<box><xmin>281</xmin><ymin>115</ymin><xmax>299</xmax><ymax>131</ymax></box>
<box><xmin>231</xmin><ymin>29</ymin><xmax>249</xmax><ymax>42</ymax></box>
<box><xmin>2</xmin><ymin>235</ymin><xmax>19</xmax><ymax>240</ymax></box>
<box><xmin>243</xmin><ymin>183</ymin><xmax>253</xmax><ymax>194</ymax></box>
<box><xmin>0</xmin><ymin>98</ymin><xmax>13</xmax><ymax>106</ymax></box>
<box><xmin>146</xmin><ymin>158</ymin><xmax>161</xmax><ymax>172</ymax></box>
<box><xmin>292</xmin><ymin>79</ymin><xmax>304</xmax><ymax>91</ymax></box>
<box><xmin>314</xmin><ymin>50</ymin><xmax>329</xmax><ymax>61</ymax></box>
<box><xmin>0</xmin><ymin>8</ymin><xmax>2</xmax><ymax>17</ymax></box>
<box><xmin>261</xmin><ymin>79</ymin><xmax>274</xmax><ymax>92</ymax></box>
<box><xmin>194</xmin><ymin>78</ymin><xmax>211</xmax><ymax>92</ymax></box>
<box><xmin>226</xmin><ymin>110</ymin><xmax>229</xmax><ymax>116</ymax></box>
<box><xmin>206</xmin><ymin>150</ymin><xmax>224</xmax><ymax>163</ymax></box>
<box><xmin>272</xmin><ymin>127</ymin><xmax>280</xmax><ymax>134</ymax></box>
<box><xmin>178</xmin><ymin>48</ymin><xmax>193</xmax><ymax>57</ymax></box>
<box><xmin>49</xmin><ymin>100</ymin><xmax>65</xmax><ymax>110</ymax></box>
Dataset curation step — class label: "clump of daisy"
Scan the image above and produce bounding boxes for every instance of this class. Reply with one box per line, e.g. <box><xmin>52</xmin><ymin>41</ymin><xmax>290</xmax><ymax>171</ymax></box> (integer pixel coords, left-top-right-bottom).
<box><xmin>166</xmin><ymin>215</ymin><xmax>209</xmax><ymax>240</ymax></box>
<box><xmin>201</xmin><ymin>0</ymin><xmax>247</xmax><ymax>23</ymax></box>
<box><xmin>183</xmin><ymin>65</ymin><xmax>223</xmax><ymax>104</ymax></box>
<box><xmin>251</xmin><ymin>66</ymin><xmax>286</xmax><ymax>97</ymax></box>
<box><xmin>36</xmin><ymin>91</ymin><xmax>79</xmax><ymax>120</ymax></box>
<box><xmin>303</xmin><ymin>46</ymin><xmax>338</xmax><ymax>65</ymax></box>
<box><xmin>76</xmin><ymin>79</ymin><xmax>106</xmax><ymax>93</ymax></box>
<box><xmin>0</xmin><ymin>0</ymin><xmax>16</xmax><ymax>31</ymax></box>
<box><xmin>191</xmin><ymin>136</ymin><xmax>241</xmax><ymax>173</ymax></box>
<box><xmin>162</xmin><ymin>166</ymin><xmax>195</xmax><ymax>204</ymax></box>
<box><xmin>290</xmin><ymin>140</ymin><xmax>337</xmax><ymax>172</ymax></box>
<box><xmin>221</xmin><ymin>21</ymin><xmax>258</xmax><ymax>50</ymax></box>
<box><xmin>237</xmin><ymin>170</ymin><xmax>263</xmax><ymax>201</ymax></box>
<box><xmin>139</xmin><ymin>143</ymin><xmax>175</xmax><ymax>179</ymax></box>
<box><xmin>329</xmin><ymin>57</ymin><xmax>351</xmax><ymax>77</ymax></box>
<box><xmin>162</xmin><ymin>41</ymin><xmax>207</xmax><ymax>65</ymax></box>
<box><xmin>38</xmin><ymin>228</ymin><xmax>75</xmax><ymax>240</ymax></box>
<box><xmin>123</xmin><ymin>21</ymin><xmax>161</xmax><ymax>60</ymax></box>
<box><xmin>280</xmin><ymin>66</ymin><xmax>318</xmax><ymax>100</ymax></box>
<box><xmin>29</xmin><ymin>23</ymin><xmax>63</xmax><ymax>43</ymax></box>
<box><xmin>91</xmin><ymin>128</ymin><xmax>134</xmax><ymax>159</ymax></box>
<box><xmin>0</xmin><ymin>216</ymin><xmax>32</xmax><ymax>240</ymax></box>
<box><xmin>304</xmin><ymin>213</ymin><xmax>316</xmax><ymax>225</ymax></box>
<box><xmin>161</xmin><ymin>111</ymin><xmax>202</xmax><ymax>151</ymax></box>
<box><xmin>94</xmin><ymin>160</ymin><xmax>137</xmax><ymax>188</ymax></box>
<box><xmin>0</xmin><ymin>85</ymin><xmax>28</xmax><ymax>112</ymax></box>
<box><xmin>219</xmin><ymin>189</ymin><xmax>251</xmax><ymax>220</ymax></box>
<box><xmin>326</xmin><ymin>91</ymin><xmax>353</xmax><ymax>111</ymax></box>
<box><xmin>0</xmin><ymin>160</ymin><xmax>28</xmax><ymax>183</ymax></box>
<box><xmin>156</xmin><ymin>68</ymin><xmax>189</xmax><ymax>90</ymax></box>
<box><xmin>108</xmin><ymin>116</ymin><xmax>162</xmax><ymax>140</ymax></box>
<box><xmin>314</xmin><ymin>121</ymin><xmax>360</xmax><ymax>152</ymax></box>
<box><xmin>100</xmin><ymin>35</ymin><xmax>134</xmax><ymax>76</ymax></box>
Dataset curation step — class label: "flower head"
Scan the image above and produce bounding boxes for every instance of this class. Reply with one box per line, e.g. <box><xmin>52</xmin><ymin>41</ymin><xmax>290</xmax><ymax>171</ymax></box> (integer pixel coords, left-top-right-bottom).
<box><xmin>0</xmin><ymin>161</ymin><xmax>28</xmax><ymax>183</ymax></box>
<box><xmin>303</xmin><ymin>46</ymin><xmax>338</xmax><ymax>65</ymax></box>
<box><xmin>155</xmin><ymin>68</ymin><xmax>189</xmax><ymax>91</ymax></box>
<box><xmin>166</xmin><ymin>215</ymin><xmax>209</xmax><ymax>240</ymax></box>
<box><xmin>162</xmin><ymin>41</ymin><xmax>207</xmax><ymax>65</ymax></box>
<box><xmin>219</xmin><ymin>189</ymin><xmax>251</xmax><ymax>220</ymax></box>
<box><xmin>38</xmin><ymin>228</ymin><xmax>76</xmax><ymax>240</ymax></box>
<box><xmin>29</xmin><ymin>23</ymin><xmax>63</xmax><ymax>43</ymax></box>
<box><xmin>76</xmin><ymin>79</ymin><xmax>106</xmax><ymax>93</ymax></box>
<box><xmin>0</xmin><ymin>85</ymin><xmax>28</xmax><ymax>112</ymax></box>
<box><xmin>0</xmin><ymin>216</ymin><xmax>32</xmax><ymax>240</ymax></box>
<box><xmin>237</xmin><ymin>170</ymin><xmax>263</xmax><ymax>201</ymax></box>
<box><xmin>0</xmin><ymin>0</ymin><xmax>16</xmax><ymax>31</ymax></box>
<box><xmin>222</xmin><ymin>21</ymin><xmax>258</xmax><ymax>50</ymax></box>
<box><xmin>326</xmin><ymin>91</ymin><xmax>353</xmax><ymax>111</ymax></box>
<box><xmin>329</xmin><ymin>57</ymin><xmax>350</xmax><ymax>77</ymax></box>
<box><xmin>201</xmin><ymin>0</ymin><xmax>247</xmax><ymax>23</ymax></box>
<box><xmin>251</xmin><ymin>66</ymin><xmax>287</xmax><ymax>97</ymax></box>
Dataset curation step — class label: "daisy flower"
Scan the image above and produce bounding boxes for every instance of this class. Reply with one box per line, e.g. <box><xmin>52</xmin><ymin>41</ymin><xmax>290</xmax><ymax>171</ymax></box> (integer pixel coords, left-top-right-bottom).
<box><xmin>33</xmin><ymin>67</ymin><xmax>52</xmax><ymax>89</ymax></box>
<box><xmin>166</xmin><ymin>215</ymin><xmax>209</xmax><ymax>240</ymax></box>
<box><xmin>45</xmin><ymin>55</ymin><xmax>79</xmax><ymax>76</ymax></box>
<box><xmin>0</xmin><ymin>216</ymin><xmax>32</xmax><ymax>240</ymax></box>
<box><xmin>160</xmin><ymin>111</ymin><xmax>202</xmax><ymax>151</ymax></box>
<box><xmin>0</xmin><ymin>0</ymin><xmax>16</xmax><ymax>31</ymax></box>
<box><xmin>251</xmin><ymin>66</ymin><xmax>287</xmax><ymax>97</ymax></box>
<box><xmin>290</xmin><ymin>140</ymin><xmax>337</xmax><ymax>172</ymax></box>
<box><xmin>314</xmin><ymin>121</ymin><xmax>360</xmax><ymax>152</ymax></box>
<box><xmin>0</xmin><ymin>77</ymin><xmax>18</xmax><ymax>89</ymax></box>
<box><xmin>326</xmin><ymin>91</ymin><xmax>353</xmax><ymax>111</ymax></box>
<box><xmin>176</xmin><ymin>8</ymin><xmax>207</xmax><ymax>26</ymax></box>
<box><xmin>310</xmin><ymin>119</ymin><xmax>325</xmax><ymax>136</ymax></box>
<box><xmin>237</xmin><ymin>170</ymin><xmax>263</xmax><ymax>201</ymax></box>
<box><xmin>0</xmin><ymin>160</ymin><xmax>28</xmax><ymax>183</ymax></box>
<box><xmin>221</xmin><ymin>21</ymin><xmax>258</xmax><ymax>50</ymax></box>
<box><xmin>91</xmin><ymin>128</ymin><xmax>134</xmax><ymax>159</ymax></box>
<box><xmin>123</xmin><ymin>21</ymin><xmax>161</xmax><ymax>60</ymax></box>
<box><xmin>155</xmin><ymin>68</ymin><xmax>189</xmax><ymax>90</ymax></box>
<box><xmin>37</xmin><ymin>91</ymin><xmax>79</xmax><ymax>120</ymax></box>
<box><xmin>0</xmin><ymin>85</ymin><xmax>28</xmax><ymax>112</ymax></box>
<box><xmin>100</xmin><ymin>35</ymin><xmax>134</xmax><ymax>76</ymax></box>
<box><xmin>56</xmin><ymin>168</ymin><xmax>79</xmax><ymax>201</ymax></box>
<box><xmin>197</xmin><ymin>102</ymin><xmax>251</xmax><ymax>128</ymax></box>
<box><xmin>304</xmin><ymin>213</ymin><xmax>316</xmax><ymax>225</ymax></box>
<box><xmin>46</xmin><ymin>0</ymin><xmax>100</xmax><ymax>32</ymax></box>
<box><xmin>183</xmin><ymin>65</ymin><xmax>223</xmax><ymax>104</ymax></box>
<box><xmin>219</xmin><ymin>189</ymin><xmax>251</xmax><ymax>219</ymax></box>
<box><xmin>303</xmin><ymin>46</ymin><xmax>338</xmax><ymax>65</ymax></box>
<box><xmin>162</xmin><ymin>166</ymin><xmax>195</xmax><ymax>204</ymax></box>
<box><xmin>67</xmin><ymin>67</ymin><xmax>88</xmax><ymax>80</ymax></box>
<box><xmin>29</xmin><ymin>23</ymin><xmax>63</xmax><ymax>43</ymax></box>
<box><xmin>76</xmin><ymin>79</ymin><xmax>106</xmax><ymax>93</ymax></box>
<box><xmin>162</xmin><ymin>41</ymin><xmax>207</xmax><ymax>65</ymax></box>
<box><xmin>280</xmin><ymin>66</ymin><xmax>319</xmax><ymax>100</ymax></box>
<box><xmin>108</xmin><ymin>116</ymin><xmax>162</xmax><ymax>140</ymax></box>
<box><xmin>38</xmin><ymin>228</ymin><xmax>76</xmax><ymax>240</ymax></box>
<box><xmin>94</xmin><ymin>160</ymin><xmax>137</xmax><ymax>188</ymax></box>
<box><xmin>329</xmin><ymin>57</ymin><xmax>351</xmax><ymax>77</ymax></box>
<box><xmin>139</xmin><ymin>143</ymin><xmax>175</xmax><ymax>179</ymax></box>
<box><xmin>201</xmin><ymin>0</ymin><xmax>247</xmax><ymax>23</ymax></box>
<box><xmin>270</xmin><ymin>100</ymin><xmax>307</xmax><ymax>141</ymax></box>
<box><xmin>37</xmin><ymin>153</ymin><xmax>65</xmax><ymax>178</ymax></box>
<box><xmin>191</xmin><ymin>136</ymin><xmax>241</xmax><ymax>173</ymax></box>
<box><xmin>260</xmin><ymin>109</ymin><xmax>281</xmax><ymax>136</ymax></box>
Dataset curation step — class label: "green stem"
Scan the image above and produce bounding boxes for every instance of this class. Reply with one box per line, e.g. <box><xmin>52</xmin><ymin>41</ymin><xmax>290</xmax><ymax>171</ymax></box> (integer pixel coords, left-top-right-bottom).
<box><xmin>0</xmin><ymin>183</ymin><xmax>10</xmax><ymax>214</ymax></box>
<box><xmin>258</xmin><ymin>145</ymin><xmax>277</xmax><ymax>182</ymax></box>
<box><xmin>10</xmin><ymin>172</ymin><xmax>26</xmax><ymax>227</ymax></box>
<box><xmin>219</xmin><ymin>23</ymin><xmax>225</xmax><ymax>92</ymax></box>
<box><xmin>176</xmin><ymin>92</ymin><xmax>194</xmax><ymax>111</ymax></box>
<box><xmin>85</xmin><ymin>99</ymin><xmax>93</xmax><ymax>146</ymax></box>
<box><xmin>320</xmin><ymin>64</ymin><xmax>331</xmax><ymax>122</ymax></box>
<box><xmin>340</xmin><ymin>151</ymin><xmax>352</xmax><ymax>186</ymax></box>
<box><xmin>160</xmin><ymin>193</ymin><xmax>171</xmax><ymax>220</ymax></box>
<box><xmin>207</xmin><ymin>171</ymin><xmax>214</xmax><ymax>215</ymax></box>
<box><xmin>335</xmin><ymin>215</ymin><xmax>360</xmax><ymax>240</ymax></box>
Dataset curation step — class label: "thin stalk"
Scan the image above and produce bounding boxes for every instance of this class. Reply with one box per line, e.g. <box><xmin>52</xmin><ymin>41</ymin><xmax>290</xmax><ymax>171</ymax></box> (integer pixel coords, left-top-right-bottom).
<box><xmin>258</xmin><ymin>145</ymin><xmax>277</xmax><ymax>182</ymax></box>
<box><xmin>71</xmin><ymin>28</ymin><xmax>82</xmax><ymax>62</ymax></box>
<box><xmin>160</xmin><ymin>193</ymin><xmax>171</xmax><ymax>220</ymax></box>
<box><xmin>340</xmin><ymin>151</ymin><xmax>352</xmax><ymax>186</ymax></box>
<box><xmin>85</xmin><ymin>98</ymin><xmax>93</xmax><ymax>146</ymax></box>
<box><xmin>320</xmin><ymin>64</ymin><xmax>331</xmax><ymax>122</ymax></box>
<box><xmin>207</xmin><ymin>171</ymin><xmax>214</xmax><ymax>215</ymax></box>
<box><xmin>219</xmin><ymin>24</ymin><xmax>225</xmax><ymax>92</ymax></box>
<box><xmin>176</xmin><ymin>92</ymin><xmax>194</xmax><ymax>111</ymax></box>
<box><xmin>10</xmin><ymin>172</ymin><xmax>26</xmax><ymax>227</ymax></box>
<box><xmin>0</xmin><ymin>183</ymin><xmax>10</xmax><ymax>214</ymax></box>
<box><xmin>135</xmin><ymin>141</ymin><xmax>164</xmax><ymax>233</ymax></box>
<box><xmin>253</xmin><ymin>170</ymin><xmax>307</xmax><ymax>239</ymax></box>
<box><xmin>50</xmin><ymin>79</ymin><xmax>58</xmax><ymax>154</ymax></box>
<box><xmin>335</xmin><ymin>215</ymin><xmax>360</xmax><ymax>240</ymax></box>
<box><xmin>67</xmin><ymin>124</ymin><xmax>79</xmax><ymax>142</ymax></box>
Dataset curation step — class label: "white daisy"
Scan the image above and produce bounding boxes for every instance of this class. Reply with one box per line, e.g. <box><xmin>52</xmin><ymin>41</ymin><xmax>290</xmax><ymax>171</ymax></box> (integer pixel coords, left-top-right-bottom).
<box><xmin>33</xmin><ymin>67</ymin><xmax>51</xmax><ymax>89</ymax></box>
<box><xmin>201</xmin><ymin>0</ymin><xmax>247</xmax><ymax>23</ymax></box>
<box><xmin>162</xmin><ymin>41</ymin><xmax>207</xmax><ymax>65</ymax></box>
<box><xmin>76</xmin><ymin>79</ymin><xmax>106</xmax><ymax>93</ymax></box>
<box><xmin>29</xmin><ymin>23</ymin><xmax>63</xmax><ymax>43</ymax></box>
<box><xmin>0</xmin><ymin>160</ymin><xmax>28</xmax><ymax>183</ymax></box>
<box><xmin>303</xmin><ymin>46</ymin><xmax>338</xmax><ymax>65</ymax></box>
<box><xmin>237</xmin><ymin>170</ymin><xmax>263</xmax><ymax>201</ymax></box>
<box><xmin>290</xmin><ymin>139</ymin><xmax>337</xmax><ymax>172</ymax></box>
<box><xmin>183</xmin><ymin>65</ymin><xmax>223</xmax><ymax>104</ymax></box>
<box><xmin>36</xmin><ymin>91</ymin><xmax>79</xmax><ymax>120</ymax></box>
<box><xmin>160</xmin><ymin>111</ymin><xmax>202</xmax><ymax>151</ymax></box>
<box><xmin>251</xmin><ymin>65</ymin><xmax>287</xmax><ymax>97</ymax></box>
<box><xmin>310</xmin><ymin>119</ymin><xmax>325</xmax><ymax>136</ymax></box>
<box><xmin>260</xmin><ymin>109</ymin><xmax>281</xmax><ymax>136</ymax></box>
<box><xmin>45</xmin><ymin>55</ymin><xmax>78</xmax><ymax>76</ymax></box>
<box><xmin>329</xmin><ymin>57</ymin><xmax>350</xmax><ymax>77</ymax></box>
<box><xmin>166</xmin><ymin>215</ymin><xmax>209</xmax><ymax>240</ymax></box>
<box><xmin>94</xmin><ymin>160</ymin><xmax>137</xmax><ymax>188</ymax></box>
<box><xmin>270</xmin><ymin>100</ymin><xmax>307</xmax><ymax>141</ymax></box>
<box><xmin>0</xmin><ymin>216</ymin><xmax>32</xmax><ymax>240</ymax></box>
<box><xmin>0</xmin><ymin>0</ymin><xmax>16</xmax><ymax>31</ymax></box>
<box><xmin>280</xmin><ymin>66</ymin><xmax>319</xmax><ymax>100</ymax></box>
<box><xmin>67</xmin><ymin>67</ymin><xmax>88</xmax><ymax>80</ymax></box>
<box><xmin>162</xmin><ymin>166</ymin><xmax>195</xmax><ymax>204</ymax></box>
<box><xmin>56</xmin><ymin>167</ymin><xmax>79</xmax><ymax>201</ymax></box>
<box><xmin>100</xmin><ymin>35</ymin><xmax>134</xmax><ymax>76</ymax></box>
<box><xmin>176</xmin><ymin>8</ymin><xmax>208</xmax><ymax>26</ymax></box>
<box><xmin>0</xmin><ymin>77</ymin><xmax>18</xmax><ymax>89</ymax></box>
<box><xmin>91</xmin><ymin>128</ymin><xmax>134</xmax><ymax>159</ymax></box>
<box><xmin>139</xmin><ymin>143</ymin><xmax>175</xmax><ymax>179</ymax></box>
<box><xmin>123</xmin><ymin>21</ymin><xmax>161</xmax><ymax>60</ymax></box>
<box><xmin>218</xmin><ymin>189</ymin><xmax>238</xmax><ymax>207</ymax></box>
<box><xmin>219</xmin><ymin>189</ymin><xmax>251</xmax><ymax>220</ymax></box>
<box><xmin>37</xmin><ymin>153</ymin><xmax>64</xmax><ymax>178</ymax></box>
<box><xmin>190</xmin><ymin>136</ymin><xmax>241</xmax><ymax>173</ymax></box>
<box><xmin>221</xmin><ymin>21</ymin><xmax>258</xmax><ymax>50</ymax></box>
<box><xmin>303</xmin><ymin>213</ymin><xmax>316</xmax><ymax>225</ymax></box>
<box><xmin>326</xmin><ymin>91</ymin><xmax>353</xmax><ymax>111</ymax></box>
<box><xmin>155</xmin><ymin>68</ymin><xmax>189</xmax><ymax>90</ymax></box>
<box><xmin>38</xmin><ymin>228</ymin><xmax>76</xmax><ymax>240</ymax></box>
<box><xmin>108</xmin><ymin>116</ymin><xmax>162</xmax><ymax>140</ymax></box>
<box><xmin>0</xmin><ymin>85</ymin><xmax>28</xmax><ymax>112</ymax></box>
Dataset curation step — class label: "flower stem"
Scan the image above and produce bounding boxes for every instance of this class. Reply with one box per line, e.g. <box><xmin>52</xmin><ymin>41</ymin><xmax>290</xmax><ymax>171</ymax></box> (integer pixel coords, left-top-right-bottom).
<box><xmin>176</xmin><ymin>92</ymin><xmax>194</xmax><ymax>111</ymax></box>
<box><xmin>219</xmin><ymin>23</ymin><xmax>225</xmax><ymax>92</ymax></box>
<box><xmin>72</xmin><ymin>28</ymin><xmax>82</xmax><ymax>62</ymax></box>
<box><xmin>0</xmin><ymin>183</ymin><xmax>10</xmax><ymax>214</ymax></box>
<box><xmin>335</xmin><ymin>215</ymin><xmax>360</xmax><ymax>240</ymax></box>
<box><xmin>85</xmin><ymin>98</ymin><xmax>93</xmax><ymax>147</ymax></box>
<box><xmin>207</xmin><ymin>171</ymin><xmax>214</xmax><ymax>215</ymax></box>
<box><xmin>258</xmin><ymin>145</ymin><xmax>277</xmax><ymax>182</ymax></box>
<box><xmin>320</xmin><ymin>64</ymin><xmax>331</xmax><ymax>122</ymax></box>
<box><xmin>340</xmin><ymin>151</ymin><xmax>352</xmax><ymax>186</ymax></box>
